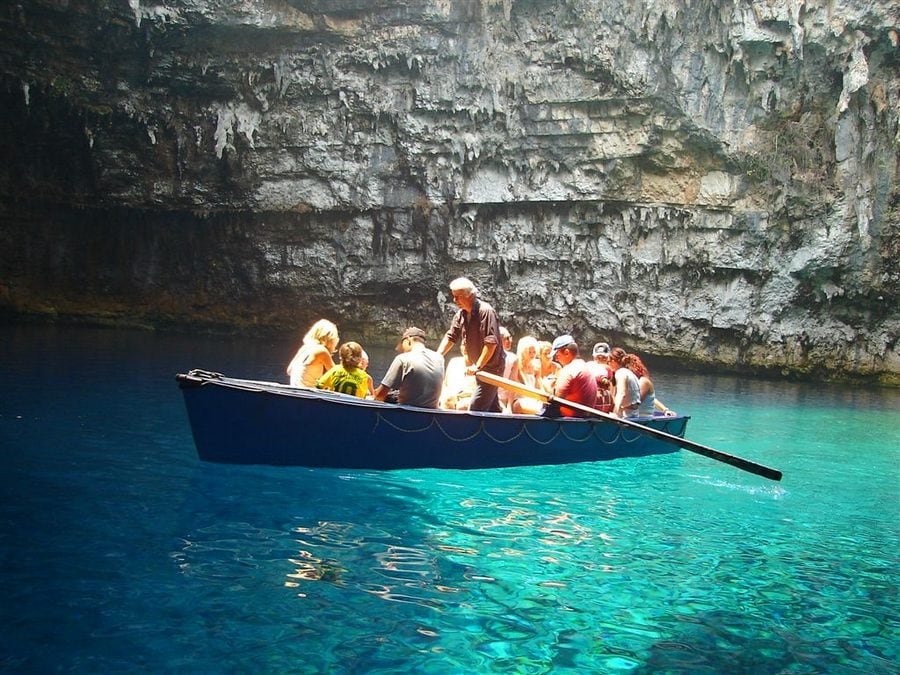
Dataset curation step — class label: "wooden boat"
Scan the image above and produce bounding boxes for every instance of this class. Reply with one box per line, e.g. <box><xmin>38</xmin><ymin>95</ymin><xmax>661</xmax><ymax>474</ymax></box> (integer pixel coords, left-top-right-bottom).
<box><xmin>175</xmin><ymin>369</ymin><xmax>690</xmax><ymax>469</ymax></box>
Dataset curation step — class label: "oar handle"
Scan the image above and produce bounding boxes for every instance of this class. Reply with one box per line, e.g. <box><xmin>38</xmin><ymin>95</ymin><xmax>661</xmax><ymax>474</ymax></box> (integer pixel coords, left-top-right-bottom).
<box><xmin>476</xmin><ymin>371</ymin><xmax>782</xmax><ymax>481</ymax></box>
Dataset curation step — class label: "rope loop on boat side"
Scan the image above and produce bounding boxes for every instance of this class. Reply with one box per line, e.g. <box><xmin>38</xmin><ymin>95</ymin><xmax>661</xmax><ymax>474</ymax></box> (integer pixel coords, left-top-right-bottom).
<box><xmin>616</xmin><ymin>425</ymin><xmax>646</xmax><ymax>444</ymax></box>
<box><xmin>559</xmin><ymin>423</ymin><xmax>598</xmax><ymax>443</ymax></box>
<box><xmin>369</xmin><ymin>410</ymin><xmax>647</xmax><ymax>447</ymax></box>
<box><xmin>371</xmin><ymin>413</ymin><xmax>437</xmax><ymax>435</ymax></box>
<box><xmin>521</xmin><ymin>423</ymin><xmax>563</xmax><ymax>445</ymax></box>
<box><xmin>589</xmin><ymin>423</ymin><xmax>623</xmax><ymax>446</ymax></box>
<box><xmin>432</xmin><ymin>417</ymin><xmax>488</xmax><ymax>443</ymax></box>
<box><xmin>369</xmin><ymin>407</ymin><xmax>680</xmax><ymax>451</ymax></box>
<box><xmin>480</xmin><ymin>422</ymin><xmax>530</xmax><ymax>445</ymax></box>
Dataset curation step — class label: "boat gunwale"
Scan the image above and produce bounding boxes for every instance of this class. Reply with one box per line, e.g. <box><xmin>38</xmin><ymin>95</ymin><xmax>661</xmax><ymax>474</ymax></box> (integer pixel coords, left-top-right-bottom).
<box><xmin>176</xmin><ymin>370</ymin><xmax>690</xmax><ymax>425</ymax></box>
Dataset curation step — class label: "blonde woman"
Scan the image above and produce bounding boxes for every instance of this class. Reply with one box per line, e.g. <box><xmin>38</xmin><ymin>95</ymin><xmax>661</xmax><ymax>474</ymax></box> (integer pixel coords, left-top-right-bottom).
<box><xmin>287</xmin><ymin>319</ymin><xmax>339</xmax><ymax>387</ymax></box>
<box><xmin>508</xmin><ymin>336</ymin><xmax>543</xmax><ymax>414</ymax></box>
<box><xmin>537</xmin><ymin>340</ymin><xmax>560</xmax><ymax>393</ymax></box>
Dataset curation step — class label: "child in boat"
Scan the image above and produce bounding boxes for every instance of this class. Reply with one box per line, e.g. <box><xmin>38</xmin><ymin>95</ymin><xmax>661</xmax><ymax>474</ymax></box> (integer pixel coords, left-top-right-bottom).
<box><xmin>315</xmin><ymin>342</ymin><xmax>370</xmax><ymax>399</ymax></box>
<box><xmin>358</xmin><ymin>349</ymin><xmax>375</xmax><ymax>398</ymax></box>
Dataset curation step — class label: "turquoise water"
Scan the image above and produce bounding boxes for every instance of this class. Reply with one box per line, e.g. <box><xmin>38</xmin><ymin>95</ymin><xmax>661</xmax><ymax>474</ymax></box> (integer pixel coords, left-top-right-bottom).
<box><xmin>1</xmin><ymin>324</ymin><xmax>897</xmax><ymax>673</ymax></box>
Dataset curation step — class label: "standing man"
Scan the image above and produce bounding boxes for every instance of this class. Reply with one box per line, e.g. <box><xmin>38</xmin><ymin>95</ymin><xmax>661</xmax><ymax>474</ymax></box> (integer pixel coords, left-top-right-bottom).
<box><xmin>547</xmin><ymin>334</ymin><xmax>598</xmax><ymax>417</ymax></box>
<box><xmin>374</xmin><ymin>327</ymin><xmax>444</xmax><ymax>408</ymax></box>
<box><xmin>437</xmin><ymin>277</ymin><xmax>505</xmax><ymax>412</ymax></box>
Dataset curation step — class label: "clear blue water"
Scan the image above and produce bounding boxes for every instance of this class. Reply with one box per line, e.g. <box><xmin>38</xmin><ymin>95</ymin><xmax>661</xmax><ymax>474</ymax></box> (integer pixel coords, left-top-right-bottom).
<box><xmin>1</xmin><ymin>324</ymin><xmax>897</xmax><ymax>673</ymax></box>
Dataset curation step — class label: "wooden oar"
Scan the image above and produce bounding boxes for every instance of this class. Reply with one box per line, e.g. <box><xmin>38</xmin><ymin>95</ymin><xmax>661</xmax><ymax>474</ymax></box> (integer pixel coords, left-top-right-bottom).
<box><xmin>476</xmin><ymin>371</ymin><xmax>783</xmax><ymax>482</ymax></box>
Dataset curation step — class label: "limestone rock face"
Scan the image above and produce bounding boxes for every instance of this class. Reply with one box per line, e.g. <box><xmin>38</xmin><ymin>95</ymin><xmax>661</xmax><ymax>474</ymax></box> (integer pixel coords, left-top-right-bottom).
<box><xmin>0</xmin><ymin>0</ymin><xmax>897</xmax><ymax>381</ymax></box>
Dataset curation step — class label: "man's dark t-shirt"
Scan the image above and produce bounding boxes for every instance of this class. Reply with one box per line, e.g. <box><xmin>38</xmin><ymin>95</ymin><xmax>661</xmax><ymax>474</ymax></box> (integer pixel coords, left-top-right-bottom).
<box><xmin>444</xmin><ymin>298</ymin><xmax>505</xmax><ymax>374</ymax></box>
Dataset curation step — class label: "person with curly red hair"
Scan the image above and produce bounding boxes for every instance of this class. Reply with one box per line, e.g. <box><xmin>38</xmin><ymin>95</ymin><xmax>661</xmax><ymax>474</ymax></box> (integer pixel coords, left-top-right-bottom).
<box><xmin>620</xmin><ymin>352</ymin><xmax>676</xmax><ymax>416</ymax></box>
<box><xmin>609</xmin><ymin>347</ymin><xmax>641</xmax><ymax>417</ymax></box>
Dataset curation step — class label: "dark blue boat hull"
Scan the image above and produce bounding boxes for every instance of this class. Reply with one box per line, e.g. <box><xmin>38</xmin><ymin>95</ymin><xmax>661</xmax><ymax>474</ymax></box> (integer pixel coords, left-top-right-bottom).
<box><xmin>176</xmin><ymin>371</ymin><xmax>689</xmax><ymax>469</ymax></box>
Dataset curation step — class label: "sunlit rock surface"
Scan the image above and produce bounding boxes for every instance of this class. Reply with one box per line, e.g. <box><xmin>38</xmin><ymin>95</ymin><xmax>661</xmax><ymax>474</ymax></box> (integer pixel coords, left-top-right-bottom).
<box><xmin>0</xmin><ymin>0</ymin><xmax>897</xmax><ymax>381</ymax></box>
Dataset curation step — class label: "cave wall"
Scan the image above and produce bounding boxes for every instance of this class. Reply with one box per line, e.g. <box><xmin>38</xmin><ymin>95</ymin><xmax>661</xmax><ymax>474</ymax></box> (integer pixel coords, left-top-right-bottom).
<box><xmin>0</xmin><ymin>0</ymin><xmax>897</xmax><ymax>382</ymax></box>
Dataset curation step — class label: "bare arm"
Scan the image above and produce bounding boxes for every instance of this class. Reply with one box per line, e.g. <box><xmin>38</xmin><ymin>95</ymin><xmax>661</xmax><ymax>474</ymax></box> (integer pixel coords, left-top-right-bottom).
<box><xmin>641</xmin><ymin>376</ymin><xmax>674</xmax><ymax>415</ymax></box>
<box><xmin>612</xmin><ymin>371</ymin><xmax>626</xmax><ymax>416</ymax></box>
<box><xmin>311</xmin><ymin>346</ymin><xmax>335</xmax><ymax>374</ymax></box>
<box><xmin>639</xmin><ymin>377</ymin><xmax>653</xmax><ymax>401</ymax></box>
<box><xmin>654</xmin><ymin>398</ymin><xmax>675</xmax><ymax>415</ymax></box>
<box><xmin>436</xmin><ymin>336</ymin><xmax>454</xmax><ymax>357</ymax></box>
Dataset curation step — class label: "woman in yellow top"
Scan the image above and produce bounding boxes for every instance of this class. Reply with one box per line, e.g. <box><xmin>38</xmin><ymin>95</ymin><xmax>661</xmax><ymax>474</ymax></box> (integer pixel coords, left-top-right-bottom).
<box><xmin>315</xmin><ymin>342</ymin><xmax>370</xmax><ymax>398</ymax></box>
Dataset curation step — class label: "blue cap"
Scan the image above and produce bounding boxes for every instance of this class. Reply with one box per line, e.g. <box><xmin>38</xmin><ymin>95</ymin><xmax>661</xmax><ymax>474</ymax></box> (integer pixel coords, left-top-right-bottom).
<box><xmin>549</xmin><ymin>334</ymin><xmax>576</xmax><ymax>359</ymax></box>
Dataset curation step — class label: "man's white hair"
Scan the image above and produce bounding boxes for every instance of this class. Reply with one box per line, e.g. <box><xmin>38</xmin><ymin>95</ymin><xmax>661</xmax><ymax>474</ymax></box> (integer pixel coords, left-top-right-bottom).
<box><xmin>449</xmin><ymin>277</ymin><xmax>477</xmax><ymax>296</ymax></box>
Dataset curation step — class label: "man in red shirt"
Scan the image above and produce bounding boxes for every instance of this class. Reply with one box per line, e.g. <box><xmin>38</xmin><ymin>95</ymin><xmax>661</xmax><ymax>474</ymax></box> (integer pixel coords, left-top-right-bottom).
<box><xmin>547</xmin><ymin>335</ymin><xmax>598</xmax><ymax>417</ymax></box>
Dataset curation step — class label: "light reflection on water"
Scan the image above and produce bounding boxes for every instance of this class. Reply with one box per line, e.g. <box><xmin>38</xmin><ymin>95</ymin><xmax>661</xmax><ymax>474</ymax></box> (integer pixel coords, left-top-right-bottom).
<box><xmin>0</xmin><ymin>324</ymin><xmax>898</xmax><ymax>673</ymax></box>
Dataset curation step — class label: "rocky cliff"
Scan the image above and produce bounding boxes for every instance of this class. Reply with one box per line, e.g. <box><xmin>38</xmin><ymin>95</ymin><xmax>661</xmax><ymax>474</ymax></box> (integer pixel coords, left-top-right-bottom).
<box><xmin>1</xmin><ymin>0</ymin><xmax>897</xmax><ymax>382</ymax></box>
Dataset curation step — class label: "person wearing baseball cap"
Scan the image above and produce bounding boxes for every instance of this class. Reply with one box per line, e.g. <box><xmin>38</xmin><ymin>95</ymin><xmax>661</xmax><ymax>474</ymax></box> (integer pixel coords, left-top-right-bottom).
<box><xmin>592</xmin><ymin>342</ymin><xmax>611</xmax><ymax>358</ymax></box>
<box><xmin>546</xmin><ymin>335</ymin><xmax>598</xmax><ymax>417</ymax></box>
<box><xmin>548</xmin><ymin>335</ymin><xmax>576</xmax><ymax>359</ymax></box>
<box><xmin>374</xmin><ymin>327</ymin><xmax>444</xmax><ymax>408</ymax></box>
<box><xmin>586</xmin><ymin>341</ymin><xmax>614</xmax><ymax>413</ymax></box>
<box><xmin>395</xmin><ymin>326</ymin><xmax>427</xmax><ymax>352</ymax></box>
<box><xmin>589</xmin><ymin>342</ymin><xmax>614</xmax><ymax>377</ymax></box>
